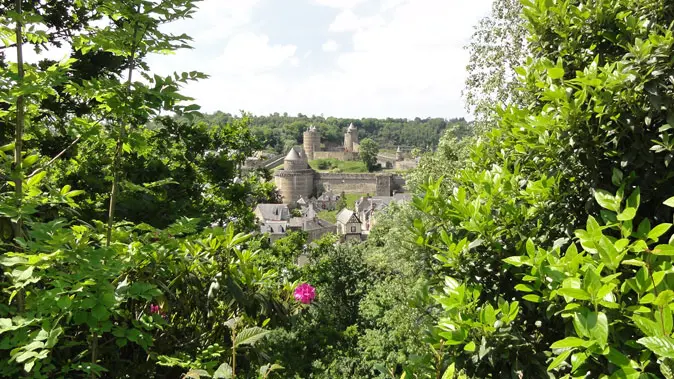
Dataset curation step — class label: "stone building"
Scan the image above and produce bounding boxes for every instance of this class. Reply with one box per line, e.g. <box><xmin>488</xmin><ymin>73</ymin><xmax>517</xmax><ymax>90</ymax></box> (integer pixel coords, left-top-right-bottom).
<box><xmin>254</xmin><ymin>203</ymin><xmax>291</xmax><ymax>243</ymax></box>
<box><xmin>315</xmin><ymin>191</ymin><xmax>340</xmax><ymax>210</ymax></box>
<box><xmin>303</xmin><ymin>125</ymin><xmax>321</xmax><ymax>160</ymax></box>
<box><xmin>274</xmin><ymin>147</ymin><xmax>314</xmax><ymax>206</ymax></box>
<box><xmin>356</xmin><ymin>193</ymin><xmax>412</xmax><ymax>232</ymax></box>
<box><xmin>336</xmin><ymin>208</ymin><xmax>362</xmax><ymax>242</ymax></box>
<box><xmin>255</xmin><ymin>202</ymin><xmax>336</xmax><ymax>243</ymax></box>
<box><xmin>344</xmin><ymin>123</ymin><xmax>359</xmax><ymax>153</ymax></box>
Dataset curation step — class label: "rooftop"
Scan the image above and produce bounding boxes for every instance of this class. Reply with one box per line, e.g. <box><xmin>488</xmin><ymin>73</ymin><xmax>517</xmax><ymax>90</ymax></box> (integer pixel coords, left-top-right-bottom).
<box><xmin>255</xmin><ymin>203</ymin><xmax>291</xmax><ymax>222</ymax></box>
<box><xmin>285</xmin><ymin>148</ymin><xmax>301</xmax><ymax>161</ymax></box>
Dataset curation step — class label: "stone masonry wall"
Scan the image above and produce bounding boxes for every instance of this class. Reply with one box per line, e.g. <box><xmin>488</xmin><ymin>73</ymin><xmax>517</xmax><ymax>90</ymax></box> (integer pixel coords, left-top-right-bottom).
<box><xmin>313</xmin><ymin>151</ymin><xmax>359</xmax><ymax>161</ymax></box>
<box><xmin>314</xmin><ymin>173</ymin><xmax>403</xmax><ymax>196</ymax></box>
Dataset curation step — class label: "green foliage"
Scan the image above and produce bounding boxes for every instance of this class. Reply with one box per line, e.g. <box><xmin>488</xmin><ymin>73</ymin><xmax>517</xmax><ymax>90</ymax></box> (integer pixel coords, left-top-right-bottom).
<box><xmin>464</xmin><ymin>0</ymin><xmax>530</xmax><ymax>132</ymax></box>
<box><xmin>359</xmin><ymin>138</ymin><xmax>379</xmax><ymax>172</ymax></box>
<box><xmin>309</xmin><ymin>158</ymin><xmax>368</xmax><ymax>173</ymax></box>
<box><xmin>191</xmin><ymin>112</ymin><xmax>470</xmax><ymax>154</ymax></box>
<box><xmin>408</xmin><ymin>0</ymin><xmax>674</xmax><ymax>377</ymax></box>
<box><xmin>335</xmin><ymin>191</ymin><xmax>347</xmax><ymax>212</ymax></box>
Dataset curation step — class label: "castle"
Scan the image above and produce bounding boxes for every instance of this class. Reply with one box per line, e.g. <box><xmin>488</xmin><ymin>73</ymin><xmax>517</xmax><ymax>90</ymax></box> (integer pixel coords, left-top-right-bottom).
<box><xmin>274</xmin><ymin>123</ymin><xmax>405</xmax><ymax>206</ymax></box>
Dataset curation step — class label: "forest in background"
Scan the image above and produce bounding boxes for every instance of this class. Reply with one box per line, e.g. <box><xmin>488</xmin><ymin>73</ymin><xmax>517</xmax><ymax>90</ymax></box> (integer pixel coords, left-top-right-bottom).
<box><xmin>2</xmin><ymin>0</ymin><xmax>674</xmax><ymax>378</ymax></box>
<box><xmin>188</xmin><ymin>112</ymin><xmax>472</xmax><ymax>154</ymax></box>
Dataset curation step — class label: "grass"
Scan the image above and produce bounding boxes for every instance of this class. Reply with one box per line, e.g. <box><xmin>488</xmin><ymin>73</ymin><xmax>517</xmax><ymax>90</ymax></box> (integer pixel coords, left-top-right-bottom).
<box><xmin>308</xmin><ymin>158</ymin><xmax>368</xmax><ymax>173</ymax></box>
<box><xmin>317</xmin><ymin>193</ymin><xmax>367</xmax><ymax>223</ymax></box>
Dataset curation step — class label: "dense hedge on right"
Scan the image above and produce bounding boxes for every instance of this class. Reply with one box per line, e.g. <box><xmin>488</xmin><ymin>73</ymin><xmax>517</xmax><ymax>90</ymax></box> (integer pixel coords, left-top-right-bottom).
<box><xmin>413</xmin><ymin>0</ymin><xmax>674</xmax><ymax>377</ymax></box>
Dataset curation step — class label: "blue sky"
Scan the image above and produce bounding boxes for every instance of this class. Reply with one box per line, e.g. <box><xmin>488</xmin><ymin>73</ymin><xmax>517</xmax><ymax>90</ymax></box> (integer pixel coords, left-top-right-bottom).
<box><xmin>147</xmin><ymin>0</ymin><xmax>494</xmax><ymax>119</ymax></box>
<box><xmin>12</xmin><ymin>0</ymin><xmax>494</xmax><ymax>119</ymax></box>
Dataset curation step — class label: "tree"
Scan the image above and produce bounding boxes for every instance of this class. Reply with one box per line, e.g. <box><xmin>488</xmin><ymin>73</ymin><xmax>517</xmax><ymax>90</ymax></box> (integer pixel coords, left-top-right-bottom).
<box><xmin>412</xmin><ymin>0</ymin><xmax>674</xmax><ymax>377</ymax></box>
<box><xmin>463</xmin><ymin>0</ymin><xmax>529</xmax><ymax>132</ymax></box>
<box><xmin>335</xmin><ymin>191</ymin><xmax>347</xmax><ymax>211</ymax></box>
<box><xmin>359</xmin><ymin>138</ymin><xmax>378</xmax><ymax>172</ymax></box>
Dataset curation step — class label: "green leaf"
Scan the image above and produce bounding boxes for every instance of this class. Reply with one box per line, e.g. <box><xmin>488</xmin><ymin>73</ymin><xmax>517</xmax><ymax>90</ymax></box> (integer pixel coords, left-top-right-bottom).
<box><xmin>213</xmin><ymin>362</ymin><xmax>232</xmax><ymax>379</ymax></box>
<box><xmin>626</xmin><ymin>188</ymin><xmax>640</xmax><ymax>209</ymax></box>
<box><xmin>548</xmin><ymin>349</ymin><xmax>572</xmax><ymax>371</ymax></box>
<box><xmin>594</xmin><ymin>189</ymin><xmax>619</xmax><ymax>211</ymax></box>
<box><xmin>22</xmin><ymin>154</ymin><xmax>39</xmax><ymax>167</ymax></box>
<box><xmin>637</xmin><ymin>336</ymin><xmax>674</xmax><ymax>358</ymax></box>
<box><xmin>611</xmin><ymin>169</ymin><xmax>623</xmax><ymax>186</ymax></box>
<box><xmin>550</xmin><ymin>337</ymin><xmax>590</xmax><ymax>349</ymax></box>
<box><xmin>617</xmin><ymin>207</ymin><xmax>636</xmax><ymax>221</ymax></box>
<box><xmin>503</xmin><ymin>256</ymin><xmax>528</xmax><ymax>267</ymax></box>
<box><xmin>514</xmin><ymin>284</ymin><xmax>534</xmax><ymax>292</ymax></box>
<box><xmin>91</xmin><ymin>304</ymin><xmax>110</xmax><ymax>321</ymax></box>
<box><xmin>664</xmin><ymin>197</ymin><xmax>674</xmax><ymax>208</ymax></box>
<box><xmin>558</xmin><ymin>288</ymin><xmax>591</xmax><ymax>301</ymax></box>
<box><xmin>441</xmin><ymin>363</ymin><xmax>455</xmax><ymax>379</ymax></box>
<box><xmin>26</xmin><ymin>171</ymin><xmax>46</xmax><ymax>187</ymax></box>
<box><xmin>464</xmin><ymin>341</ymin><xmax>476</xmax><ymax>352</ymax></box>
<box><xmin>233</xmin><ymin>327</ymin><xmax>268</xmax><ymax>347</ymax></box>
<box><xmin>649</xmin><ymin>223</ymin><xmax>672</xmax><ymax>240</ymax></box>
<box><xmin>590</xmin><ymin>312</ymin><xmax>609</xmax><ymax>347</ymax></box>
<box><xmin>653</xmin><ymin>244</ymin><xmax>674</xmax><ymax>256</ymax></box>
<box><xmin>548</xmin><ymin>67</ymin><xmax>565</xmax><ymax>79</ymax></box>
<box><xmin>57</xmin><ymin>296</ymin><xmax>72</xmax><ymax>310</ymax></box>
<box><xmin>522</xmin><ymin>294</ymin><xmax>541</xmax><ymax>303</ymax></box>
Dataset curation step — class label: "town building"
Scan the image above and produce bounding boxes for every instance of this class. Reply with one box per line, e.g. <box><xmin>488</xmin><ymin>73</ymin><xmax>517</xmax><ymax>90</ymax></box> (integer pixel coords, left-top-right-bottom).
<box><xmin>336</xmin><ymin>208</ymin><xmax>363</xmax><ymax>242</ymax></box>
<box><xmin>315</xmin><ymin>191</ymin><xmax>340</xmax><ymax>210</ymax></box>
<box><xmin>355</xmin><ymin>193</ymin><xmax>413</xmax><ymax>232</ymax></box>
<box><xmin>255</xmin><ymin>202</ymin><xmax>336</xmax><ymax>243</ymax></box>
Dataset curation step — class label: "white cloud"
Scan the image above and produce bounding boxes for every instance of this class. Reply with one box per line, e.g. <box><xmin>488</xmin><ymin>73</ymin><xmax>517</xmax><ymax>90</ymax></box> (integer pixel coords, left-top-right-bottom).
<box><xmin>211</xmin><ymin>32</ymin><xmax>297</xmax><ymax>74</ymax></box>
<box><xmin>313</xmin><ymin>0</ymin><xmax>368</xmax><ymax>9</ymax></box>
<box><xmin>65</xmin><ymin>0</ymin><xmax>495</xmax><ymax>119</ymax></box>
<box><xmin>322</xmin><ymin>40</ymin><xmax>339</xmax><ymax>52</ymax></box>
<box><xmin>329</xmin><ymin>9</ymin><xmax>385</xmax><ymax>32</ymax></box>
<box><xmin>172</xmin><ymin>0</ymin><xmax>494</xmax><ymax>118</ymax></box>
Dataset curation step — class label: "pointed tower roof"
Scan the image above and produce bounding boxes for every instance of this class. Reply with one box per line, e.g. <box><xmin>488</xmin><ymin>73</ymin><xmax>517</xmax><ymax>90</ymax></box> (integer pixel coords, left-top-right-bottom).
<box><xmin>285</xmin><ymin>148</ymin><xmax>301</xmax><ymax>161</ymax></box>
<box><xmin>347</xmin><ymin>122</ymin><xmax>356</xmax><ymax>131</ymax></box>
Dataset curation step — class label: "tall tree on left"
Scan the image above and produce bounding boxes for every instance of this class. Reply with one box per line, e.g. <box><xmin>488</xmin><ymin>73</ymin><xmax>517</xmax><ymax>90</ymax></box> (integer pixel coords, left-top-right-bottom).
<box><xmin>0</xmin><ymin>0</ymin><xmax>206</xmax><ymax>376</ymax></box>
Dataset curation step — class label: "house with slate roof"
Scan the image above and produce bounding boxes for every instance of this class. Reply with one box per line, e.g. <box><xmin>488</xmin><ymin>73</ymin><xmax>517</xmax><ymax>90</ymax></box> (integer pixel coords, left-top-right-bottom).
<box><xmin>336</xmin><ymin>208</ymin><xmax>363</xmax><ymax>242</ymax></box>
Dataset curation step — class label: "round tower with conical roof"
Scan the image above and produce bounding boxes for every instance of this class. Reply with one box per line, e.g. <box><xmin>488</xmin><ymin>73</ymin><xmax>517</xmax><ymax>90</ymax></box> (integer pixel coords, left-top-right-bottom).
<box><xmin>303</xmin><ymin>125</ymin><xmax>320</xmax><ymax>160</ymax></box>
<box><xmin>344</xmin><ymin>123</ymin><xmax>359</xmax><ymax>152</ymax></box>
<box><xmin>275</xmin><ymin>147</ymin><xmax>315</xmax><ymax>206</ymax></box>
<box><xmin>396</xmin><ymin>146</ymin><xmax>404</xmax><ymax>161</ymax></box>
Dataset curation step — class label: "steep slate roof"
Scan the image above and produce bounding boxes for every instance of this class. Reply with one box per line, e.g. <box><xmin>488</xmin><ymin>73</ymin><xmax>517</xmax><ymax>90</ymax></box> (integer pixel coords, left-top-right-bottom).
<box><xmin>285</xmin><ymin>148</ymin><xmax>301</xmax><ymax>161</ymax></box>
<box><xmin>355</xmin><ymin>194</ymin><xmax>412</xmax><ymax>213</ymax></box>
<box><xmin>261</xmin><ymin>221</ymin><xmax>288</xmax><ymax>234</ymax></box>
<box><xmin>255</xmin><ymin>204</ymin><xmax>290</xmax><ymax>222</ymax></box>
<box><xmin>288</xmin><ymin>217</ymin><xmax>334</xmax><ymax>231</ymax></box>
<box><xmin>336</xmin><ymin>208</ymin><xmax>361</xmax><ymax>225</ymax></box>
<box><xmin>302</xmin><ymin>203</ymin><xmax>317</xmax><ymax>219</ymax></box>
<box><xmin>317</xmin><ymin>191</ymin><xmax>339</xmax><ymax>202</ymax></box>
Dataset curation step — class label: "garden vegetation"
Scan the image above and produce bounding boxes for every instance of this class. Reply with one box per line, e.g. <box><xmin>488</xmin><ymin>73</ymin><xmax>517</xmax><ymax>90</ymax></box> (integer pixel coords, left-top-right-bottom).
<box><xmin>1</xmin><ymin>0</ymin><xmax>674</xmax><ymax>378</ymax></box>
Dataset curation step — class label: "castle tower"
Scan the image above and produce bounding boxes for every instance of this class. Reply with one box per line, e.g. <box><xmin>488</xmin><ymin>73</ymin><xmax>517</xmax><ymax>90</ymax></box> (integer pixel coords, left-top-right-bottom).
<box><xmin>344</xmin><ymin>123</ymin><xmax>358</xmax><ymax>152</ymax></box>
<box><xmin>275</xmin><ymin>147</ymin><xmax>315</xmax><ymax>207</ymax></box>
<box><xmin>303</xmin><ymin>125</ymin><xmax>320</xmax><ymax>160</ymax></box>
<box><xmin>396</xmin><ymin>146</ymin><xmax>404</xmax><ymax>161</ymax></box>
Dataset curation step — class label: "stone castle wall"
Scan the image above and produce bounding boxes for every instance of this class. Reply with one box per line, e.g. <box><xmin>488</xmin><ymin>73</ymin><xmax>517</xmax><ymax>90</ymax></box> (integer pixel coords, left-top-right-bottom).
<box><xmin>394</xmin><ymin>160</ymin><xmax>418</xmax><ymax>171</ymax></box>
<box><xmin>314</xmin><ymin>173</ymin><xmax>404</xmax><ymax>196</ymax></box>
<box><xmin>313</xmin><ymin>151</ymin><xmax>359</xmax><ymax>161</ymax></box>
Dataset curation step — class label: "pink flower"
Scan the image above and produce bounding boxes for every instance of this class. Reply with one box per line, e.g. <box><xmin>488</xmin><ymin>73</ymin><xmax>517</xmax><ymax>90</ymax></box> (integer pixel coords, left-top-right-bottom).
<box><xmin>293</xmin><ymin>283</ymin><xmax>316</xmax><ymax>304</ymax></box>
<box><xmin>150</xmin><ymin>304</ymin><xmax>161</xmax><ymax>314</ymax></box>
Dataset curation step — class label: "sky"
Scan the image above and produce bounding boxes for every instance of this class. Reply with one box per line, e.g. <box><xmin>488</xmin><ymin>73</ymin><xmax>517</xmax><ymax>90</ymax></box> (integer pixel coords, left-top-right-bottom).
<box><xmin>10</xmin><ymin>0</ymin><xmax>495</xmax><ymax>119</ymax></box>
